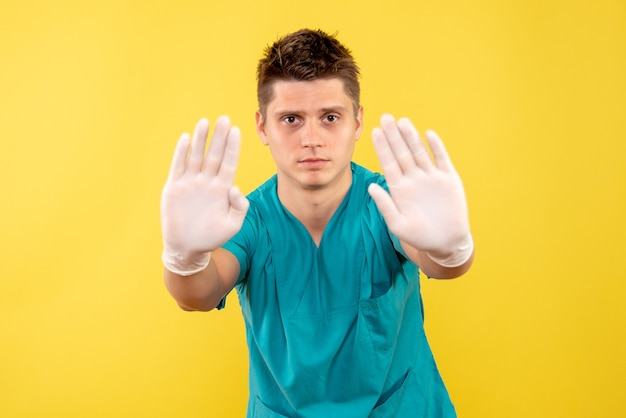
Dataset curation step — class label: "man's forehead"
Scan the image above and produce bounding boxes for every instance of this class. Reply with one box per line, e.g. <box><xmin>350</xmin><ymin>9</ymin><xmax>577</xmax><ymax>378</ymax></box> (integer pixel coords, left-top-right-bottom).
<box><xmin>267</xmin><ymin>78</ymin><xmax>352</xmax><ymax>112</ymax></box>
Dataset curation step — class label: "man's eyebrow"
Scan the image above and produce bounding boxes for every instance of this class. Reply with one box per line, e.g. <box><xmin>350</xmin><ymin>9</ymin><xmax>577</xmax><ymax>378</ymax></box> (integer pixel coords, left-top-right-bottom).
<box><xmin>272</xmin><ymin>108</ymin><xmax>303</xmax><ymax>116</ymax></box>
<box><xmin>320</xmin><ymin>105</ymin><xmax>348</xmax><ymax>113</ymax></box>
<box><xmin>272</xmin><ymin>105</ymin><xmax>348</xmax><ymax>116</ymax></box>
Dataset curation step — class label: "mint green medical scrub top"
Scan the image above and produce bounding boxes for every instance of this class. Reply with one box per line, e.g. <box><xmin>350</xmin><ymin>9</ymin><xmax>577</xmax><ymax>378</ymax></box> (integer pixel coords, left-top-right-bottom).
<box><xmin>222</xmin><ymin>163</ymin><xmax>456</xmax><ymax>418</ymax></box>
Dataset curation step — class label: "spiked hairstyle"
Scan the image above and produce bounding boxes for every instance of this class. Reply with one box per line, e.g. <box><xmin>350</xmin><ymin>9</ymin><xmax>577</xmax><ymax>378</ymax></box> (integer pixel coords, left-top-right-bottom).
<box><xmin>256</xmin><ymin>29</ymin><xmax>361</xmax><ymax>118</ymax></box>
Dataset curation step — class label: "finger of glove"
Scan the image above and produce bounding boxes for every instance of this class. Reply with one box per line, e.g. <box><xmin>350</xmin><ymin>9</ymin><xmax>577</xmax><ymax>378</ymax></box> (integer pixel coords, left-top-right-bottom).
<box><xmin>228</xmin><ymin>186</ymin><xmax>250</xmax><ymax>215</ymax></box>
<box><xmin>425</xmin><ymin>130</ymin><xmax>454</xmax><ymax>172</ymax></box>
<box><xmin>188</xmin><ymin>118</ymin><xmax>210</xmax><ymax>173</ymax></box>
<box><xmin>223</xmin><ymin>186</ymin><xmax>249</xmax><ymax>237</ymax></box>
<box><xmin>167</xmin><ymin>133</ymin><xmax>191</xmax><ymax>182</ymax></box>
<box><xmin>215</xmin><ymin>125</ymin><xmax>241</xmax><ymax>185</ymax></box>
<box><xmin>367</xmin><ymin>183</ymin><xmax>402</xmax><ymax>231</ymax></box>
<box><xmin>372</xmin><ymin>126</ymin><xmax>403</xmax><ymax>185</ymax></box>
<box><xmin>398</xmin><ymin>117</ymin><xmax>433</xmax><ymax>172</ymax></box>
<box><xmin>204</xmin><ymin>116</ymin><xmax>232</xmax><ymax>176</ymax></box>
<box><xmin>379</xmin><ymin>114</ymin><xmax>418</xmax><ymax>175</ymax></box>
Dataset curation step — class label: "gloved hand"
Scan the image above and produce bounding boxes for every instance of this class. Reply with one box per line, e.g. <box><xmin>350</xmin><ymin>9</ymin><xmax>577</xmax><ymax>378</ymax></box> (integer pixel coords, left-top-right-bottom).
<box><xmin>160</xmin><ymin>116</ymin><xmax>249</xmax><ymax>275</ymax></box>
<box><xmin>367</xmin><ymin>114</ymin><xmax>472</xmax><ymax>267</ymax></box>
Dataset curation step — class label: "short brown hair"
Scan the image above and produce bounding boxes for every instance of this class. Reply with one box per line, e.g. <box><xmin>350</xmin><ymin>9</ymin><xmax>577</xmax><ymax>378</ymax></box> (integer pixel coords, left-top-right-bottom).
<box><xmin>256</xmin><ymin>29</ymin><xmax>361</xmax><ymax>118</ymax></box>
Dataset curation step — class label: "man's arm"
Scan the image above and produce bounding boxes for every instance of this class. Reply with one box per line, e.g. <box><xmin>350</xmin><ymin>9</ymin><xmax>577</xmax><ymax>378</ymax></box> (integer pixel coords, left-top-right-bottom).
<box><xmin>164</xmin><ymin>248</ymin><xmax>240</xmax><ymax>311</ymax></box>
<box><xmin>160</xmin><ymin>117</ymin><xmax>249</xmax><ymax>310</ymax></box>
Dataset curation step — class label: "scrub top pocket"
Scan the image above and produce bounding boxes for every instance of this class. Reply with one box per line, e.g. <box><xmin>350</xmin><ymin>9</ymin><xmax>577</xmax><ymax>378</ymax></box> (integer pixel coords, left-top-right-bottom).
<box><xmin>360</xmin><ymin>272</ymin><xmax>418</xmax><ymax>353</ymax></box>
<box><xmin>368</xmin><ymin>369</ymin><xmax>426</xmax><ymax>418</ymax></box>
<box><xmin>253</xmin><ymin>396</ymin><xmax>292</xmax><ymax>418</ymax></box>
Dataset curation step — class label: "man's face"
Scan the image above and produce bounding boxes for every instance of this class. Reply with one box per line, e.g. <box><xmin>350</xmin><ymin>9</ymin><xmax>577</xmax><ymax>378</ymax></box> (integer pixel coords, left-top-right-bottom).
<box><xmin>256</xmin><ymin>78</ymin><xmax>363</xmax><ymax>191</ymax></box>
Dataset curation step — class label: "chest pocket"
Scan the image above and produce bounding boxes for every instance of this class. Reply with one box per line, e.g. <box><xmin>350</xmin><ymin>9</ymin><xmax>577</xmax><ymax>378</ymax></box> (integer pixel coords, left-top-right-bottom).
<box><xmin>360</xmin><ymin>268</ymin><xmax>419</xmax><ymax>353</ymax></box>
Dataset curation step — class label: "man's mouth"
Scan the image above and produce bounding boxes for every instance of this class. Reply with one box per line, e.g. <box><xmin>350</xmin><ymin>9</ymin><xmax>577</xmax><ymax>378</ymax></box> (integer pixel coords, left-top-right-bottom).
<box><xmin>299</xmin><ymin>158</ymin><xmax>328</xmax><ymax>168</ymax></box>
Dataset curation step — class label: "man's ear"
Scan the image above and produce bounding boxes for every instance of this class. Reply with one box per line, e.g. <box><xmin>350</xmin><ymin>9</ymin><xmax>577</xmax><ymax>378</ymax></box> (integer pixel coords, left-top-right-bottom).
<box><xmin>255</xmin><ymin>111</ymin><xmax>269</xmax><ymax>145</ymax></box>
<box><xmin>355</xmin><ymin>106</ymin><xmax>364</xmax><ymax>141</ymax></box>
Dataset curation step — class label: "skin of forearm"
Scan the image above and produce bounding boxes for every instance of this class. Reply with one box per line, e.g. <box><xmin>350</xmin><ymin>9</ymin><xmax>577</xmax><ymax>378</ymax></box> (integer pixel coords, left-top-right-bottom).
<box><xmin>163</xmin><ymin>262</ymin><xmax>225</xmax><ymax>311</ymax></box>
<box><xmin>416</xmin><ymin>249</ymin><xmax>474</xmax><ymax>280</ymax></box>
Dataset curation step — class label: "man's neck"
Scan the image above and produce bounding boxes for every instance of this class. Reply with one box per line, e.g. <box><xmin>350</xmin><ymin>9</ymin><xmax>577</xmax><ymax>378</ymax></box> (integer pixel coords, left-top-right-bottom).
<box><xmin>277</xmin><ymin>171</ymin><xmax>352</xmax><ymax>246</ymax></box>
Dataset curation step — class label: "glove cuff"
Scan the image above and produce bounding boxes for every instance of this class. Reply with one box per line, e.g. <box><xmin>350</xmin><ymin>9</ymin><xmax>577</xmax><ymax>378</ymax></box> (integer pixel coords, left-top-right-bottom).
<box><xmin>162</xmin><ymin>249</ymin><xmax>211</xmax><ymax>276</ymax></box>
<box><xmin>426</xmin><ymin>234</ymin><xmax>473</xmax><ymax>268</ymax></box>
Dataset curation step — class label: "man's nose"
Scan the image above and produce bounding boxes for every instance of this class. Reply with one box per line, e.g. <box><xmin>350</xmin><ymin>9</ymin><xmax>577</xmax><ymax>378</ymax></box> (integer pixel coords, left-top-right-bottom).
<box><xmin>301</xmin><ymin>121</ymin><xmax>323</xmax><ymax>147</ymax></box>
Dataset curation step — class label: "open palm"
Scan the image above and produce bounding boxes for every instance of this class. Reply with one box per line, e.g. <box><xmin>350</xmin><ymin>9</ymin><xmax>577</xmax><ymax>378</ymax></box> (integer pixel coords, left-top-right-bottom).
<box><xmin>368</xmin><ymin>114</ymin><xmax>470</xmax><ymax>254</ymax></box>
<box><xmin>161</xmin><ymin>117</ymin><xmax>249</xmax><ymax>262</ymax></box>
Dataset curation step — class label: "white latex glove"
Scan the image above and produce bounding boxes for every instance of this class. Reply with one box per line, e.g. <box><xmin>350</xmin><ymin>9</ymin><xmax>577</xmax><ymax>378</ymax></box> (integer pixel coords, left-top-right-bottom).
<box><xmin>367</xmin><ymin>114</ymin><xmax>472</xmax><ymax>267</ymax></box>
<box><xmin>160</xmin><ymin>116</ymin><xmax>249</xmax><ymax>275</ymax></box>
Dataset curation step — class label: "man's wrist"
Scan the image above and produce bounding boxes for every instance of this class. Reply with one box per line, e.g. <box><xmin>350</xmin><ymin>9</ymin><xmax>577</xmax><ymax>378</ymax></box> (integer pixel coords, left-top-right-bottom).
<box><xmin>425</xmin><ymin>234</ymin><xmax>473</xmax><ymax>268</ymax></box>
<box><xmin>162</xmin><ymin>249</ymin><xmax>211</xmax><ymax>276</ymax></box>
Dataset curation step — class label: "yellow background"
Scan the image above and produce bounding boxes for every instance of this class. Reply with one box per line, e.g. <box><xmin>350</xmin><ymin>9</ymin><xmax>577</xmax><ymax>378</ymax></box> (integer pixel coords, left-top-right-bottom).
<box><xmin>1</xmin><ymin>0</ymin><xmax>624</xmax><ymax>416</ymax></box>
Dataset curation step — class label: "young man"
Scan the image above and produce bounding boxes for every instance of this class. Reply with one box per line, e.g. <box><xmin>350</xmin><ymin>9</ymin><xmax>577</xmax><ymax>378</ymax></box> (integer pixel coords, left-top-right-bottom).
<box><xmin>161</xmin><ymin>29</ymin><xmax>473</xmax><ymax>417</ymax></box>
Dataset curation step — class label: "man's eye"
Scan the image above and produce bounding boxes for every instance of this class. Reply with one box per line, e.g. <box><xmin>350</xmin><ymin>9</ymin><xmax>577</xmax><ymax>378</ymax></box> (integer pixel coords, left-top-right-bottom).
<box><xmin>325</xmin><ymin>115</ymin><xmax>338</xmax><ymax>122</ymax></box>
<box><xmin>284</xmin><ymin>116</ymin><xmax>297</xmax><ymax>124</ymax></box>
